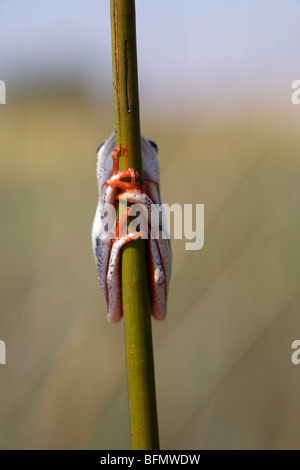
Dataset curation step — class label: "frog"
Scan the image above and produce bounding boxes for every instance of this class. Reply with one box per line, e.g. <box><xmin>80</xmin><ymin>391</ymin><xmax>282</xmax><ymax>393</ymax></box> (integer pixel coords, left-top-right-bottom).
<box><xmin>92</xmin><ymin>132</ymin><xmax>171</xmax><ymax>323</ymax></box>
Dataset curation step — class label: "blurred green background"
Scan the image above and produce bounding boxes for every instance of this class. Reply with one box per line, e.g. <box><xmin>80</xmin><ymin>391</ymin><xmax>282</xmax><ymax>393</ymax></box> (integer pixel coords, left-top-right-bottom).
<box><xmin>1</xmin><ymin>0</ymin><xmax>300</xmax><ymax>450</ymax></box>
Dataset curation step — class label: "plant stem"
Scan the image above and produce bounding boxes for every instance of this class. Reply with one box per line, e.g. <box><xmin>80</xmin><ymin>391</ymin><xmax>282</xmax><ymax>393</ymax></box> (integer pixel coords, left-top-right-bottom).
<box><xmin>110</xmin><ymin>0</ymin><xmax>160</xmax><ymax>450</ymax></box>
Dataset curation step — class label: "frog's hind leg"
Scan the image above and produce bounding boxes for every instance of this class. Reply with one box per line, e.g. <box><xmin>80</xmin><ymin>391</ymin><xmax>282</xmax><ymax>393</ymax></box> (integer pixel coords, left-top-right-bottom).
<box><xmin>92</xmin><ymin>183</ymin><xmax>118</xmax><ymax>314</ymax></box>
<box><xmin>106</xmin><ymin>231</ymin><xmax>145</xmax><ymax>323</ymax></box>
<box><xmin>118</xmin><ymin>188</ymin><xmax>171</xmax><ymax>321</ymax></box>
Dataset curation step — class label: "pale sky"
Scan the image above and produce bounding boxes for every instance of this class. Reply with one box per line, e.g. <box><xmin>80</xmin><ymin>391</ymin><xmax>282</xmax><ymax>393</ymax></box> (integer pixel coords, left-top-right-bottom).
<box><xmin>1</xmin><ymin>0</ymin><xmax>299</xmax><ymax>111</ymax></box>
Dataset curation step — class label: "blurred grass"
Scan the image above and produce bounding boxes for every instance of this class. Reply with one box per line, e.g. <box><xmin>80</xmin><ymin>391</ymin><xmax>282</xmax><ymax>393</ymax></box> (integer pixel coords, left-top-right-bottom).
<box><xmin>0</xmin><ymin>89</ymin><xmax>300</xmax><ymax>449</ymax></box>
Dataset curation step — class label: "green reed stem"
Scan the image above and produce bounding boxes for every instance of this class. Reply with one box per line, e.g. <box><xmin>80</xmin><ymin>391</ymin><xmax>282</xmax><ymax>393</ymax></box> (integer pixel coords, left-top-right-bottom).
<box><xmin>110</xmin><ymin>0</ymin><xmax>160</xmax><ymax>450</ymax></box>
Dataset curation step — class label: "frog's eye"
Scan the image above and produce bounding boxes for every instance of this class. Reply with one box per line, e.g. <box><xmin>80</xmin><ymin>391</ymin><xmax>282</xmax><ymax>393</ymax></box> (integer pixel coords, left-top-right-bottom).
<box><xmin>148</xmin><ymin>140</ymin><xmax>158</xmax><ymax>153</ymax></box>
<box><xmin>97</xmin><ymin>142</ymin><xmax>105</xmax><ymax>153</ymax></box>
